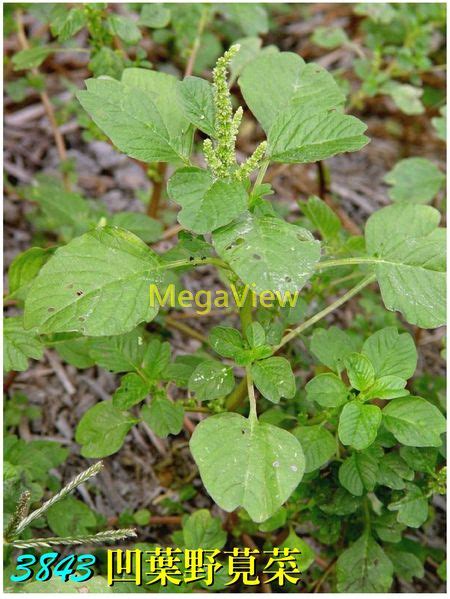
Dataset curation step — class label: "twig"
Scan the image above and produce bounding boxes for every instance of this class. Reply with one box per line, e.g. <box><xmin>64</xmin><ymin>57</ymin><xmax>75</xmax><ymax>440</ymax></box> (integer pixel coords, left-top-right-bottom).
<box><xmin>147</xmin><ymin>162</ymin><xmax>167</xmax><ymax>218</ymax></box>
<box><xmin>165</xmin><ymin>316</ymin><xmax>207</xmax><ymax>343</ymax></box>
<box><xmin>45</xmin><ymin>350</ymin><xmax>76</xmax><ymax>395</ymax></box>
<box><xmin>313</xmin><ymin>558</ymin><xmax>337</xmax><ymax>593</ymax></box>
<box><xmin>241</xmin><ymin>533</ymin><xmax>272</xmax><ymax>593</ymax></box>
<box><xmin>162</xmin><ymin>223</ymin><xmax>183</xmax><ymax>240</ymax></box>
<box><xmin>225</xmin><ymin>377</ymin><xmax>248</xmax><ymax>410</ymax></box>
<box><xmin>276</xmin><ymin>274</ymin><xmax>376</xmax><ymax>350</ymax></box>
<box><xmin>4</xmin><ymin>370</ymin><xmax>18</xmax><ymax>393</ymax></box>
<box><xmin>184</xmin><ymin>7</ymin><xmax>209</xmax><ymax>78</ymax></box>
<box><xmin>149</xmin><ymin>515</ymin><xmax>182</xmax><ymax>526</ymax></box>
<box><xmin>15</xmin><ymin>10</ymin><xmax>70</xmax><ymax>189</ymax></box>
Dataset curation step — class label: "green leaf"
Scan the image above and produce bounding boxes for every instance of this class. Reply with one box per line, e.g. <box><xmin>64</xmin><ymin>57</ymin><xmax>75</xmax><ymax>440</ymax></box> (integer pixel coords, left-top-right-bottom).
<box><xmin>112</xmin><ymin>373</ymin><xmax>150</xmax><ymax>410</ymax></box>
<box><xmin>13</xmin><ymin>47</ymin><xmax>53</xmax><ymax>70</ymax></box>
<box><xmin>50</xmin><ymin>7</ymin><xmax>86</xmax><ymax>41</ymax></box>
<box><xmin>177</xmin><ymin>77</ymin><xmax>216</xmax><ymax>137</ymax></box>
<box><xmin>25</xmin><ymin>177</ymin><xmax>93</xmax><ymax>236</ymax></box>
<box><xmin>384</xmin><ymin>158</ymin><xmax>445</xmax><ymax>204</ymax></box>
<box><xmin>4</xmin><ymin>317</ymin><xmax>43</xmax><ymax>373</ymax></box>
<box><xmin>110</xmin><ymin>212</ymin><xmax>163</xmax><ymax>243</ymax></box>
<box><xmin>319</xmin><ymin>488</ymin><xmax>360</xmax><ymax>516</ymax></box>
<box><xmin>384</xmin><ymin>547</ymin><xmax>424</xmax><ymax>583</ymax></box>
<box><xmin>312</xmin><ymin>26</ymin><xmax>349</xmax><ymax>48</ymax></box>
<box><xmin>293</xmin><ymin>425</ymin><xmax>335</xmax><ymax>473</ymax></box>
<box><xmin>400</xmin><ymin>446</ymin><xmax>438</xmax><ymax>473</ymax></box>
<box><xmin>377</xmin><ymin>453</ymin><xmax>414</xmax><ymax>490</ymax></box>
<box><xmin>365</xmin><ymin>203</ymin><xmax>446</xmax><ymax>328</ymax></box>
<box><xmin>77</xmin><ymin>69</ymin><xmax>193</xmax><ymax>163</ymax></box>
<box><xmin>338</xmin><ymin>451</ymin><xmax>379</xmax><ymax>496</ymax></box>
<box><xmin>107</xmin><ymin>14</ymin><xmax>141</xmax><ymax>44</ymax></box>
<box><xmin>258</xmin><ymin>507</ymin><xmax>287</xmax><ymax>532</ymax></box>
<box><xmin>339</xmin><ymin>401</ymin><xmax>382</xmax><ymax>450</ymax></box>
<box><xmin>8</xmin><ymin>247</ymin><xmax>54</xmax><ymax>301</ymax></box>
<box><xmin>310</xmin><ymin>326</ymin><xmax>360</xmax><ymax>373</ymax></box>
<box><xmin>229</xmin><ymin>37</ymin><xmax>277</xmax><ymax>83</ymax></box>
<box><xmin>344</xmin><ymin>352</ymin><xmax>375</xmax><ymax>391</ymax></box>
<box><xmin>182</xmin><ymin>510</ymin><xmax>227</xmax><ymax>550</ymax></box>
<box><xmin>167</xmin><ymin>168</ymin><xmax>247</xmax><ymax>234</ymax></box>
<box><xmin>89</xmin><ymin>47</ymin><xmax>124</xmax><ymax>79</ymax></box>
<box><xmin>209</xmin><ymin>326</ymin><xmax>253</xmax><ymax>365</ymax></box>
<box><xmin>224</xmin><ymin>4</ymin><xmax>269</xmax><ymax>36</ymax></box>
<box><xmin>281</xmin><ymin>529</ymin><xmax>315</xmax><ymax>571</ymax></box>
<box><xmin>383</xmin><ymin>396</ymin><xmax>446</xmax><ymax>447</ymax></box>
<box><xmin>188</xmin><ymin>360</ymin><xmax>235</xmax><ymax>401</ymax></box>
<box><xmin>305</xmin><ymin>373</ymin><xmax>349</xmax><ymax>408</ymax></box>
<box><xmin>362</xmin><ymin>327</ymin><xmax>417</xmax><ymax>379</ymax></box>
<box><xmin>251</xmin><ymin>357</ymin><xmax>295</xmax><ymax>404</ymax></box>
<box><xmin>301</xmin><ymin>195</ymin><xmax>340</xmax><ymax>240</ymax></box>
<box><xmin>374</xmin><ymin>511</ymin><xmax>405</xmax><ymax>543</ymax></box>
<box><xmin>239</xmin><ymin>52</ymin><xmax>345</xmax><ymax>132</ymax></box>
<box><xmin>24</xmin><ymin>227</ymin><xmax>163</xmax><ymax>336</ymax></box>
<box><xmin>384</xmin><ymin>82</ymin><xmax>424</xmax><ymax>115</ymax></box>
<box><xmin>139</xmin><ymin>3</ymin><xmax>171</xmax><ymax>28</ymax></box>
<box><xmin>437</xmin><ymin>559</ymin><xmax>446</xmax><ymax>581</ymax></box>
<box><xmin>388</xmin><ymin>483</ymin><xmax>429</xmax><ymax>528</ymax></box>
<box><xmin>52</xmin><ymin>335</ymin><xmax>96</xmax><ymax>369</ymax></box>
<box><xmin>336</xmin><ymin>532</ymin><xmax>393</xmax><ymax>592</ymax></box>
<box><xmin>362</xmin><ymin>376</ymin><xmax>408</xmax><ymax>401</ymax></box>
<box><xmin>142</xmin><ymin>339</ymin><xmax>171</xmax><ymax>379</ymax></box>
<box><xmin>190</xmin><ymin>412</ymin><xmax>305</xmax><ymax>522</ymax></box>
<box><xmin>141</xmin><ymin>397</ymin><xmax>184</xmax><ymax>438</ymax></box>
<box><xmin>75</xmin><ymin>400</ymin><xmax>138</xmax><ymax>458</ymax></box>
<box><xmin>162</xmin><ymin>354</ymin><xmax>206</xmax><ymax>387</ymax></box>
<box><xmin>432</xmin><ymin>106</ymin><xmax>446</xmax><ymax>141</ymax></box>
<box><xmin>268</xmin><ymin>107</ymin><xmax>368</xmax><ymax>164</ymax></box>
<box><xmin>213</xmin><ymin>212</ymin><xmax>321</xmax><ymax>295</ymax></box>
<box><xmin>246</xmin><ymin>322</ymin><xmax>266</xmax><ymax>348</ymax></box>
<box><xmin>47</xmin><ymin>497</ymin><xmax>96</xmax><ymax>537</ymax></box>
<box><xmin>88</xmin><ymin>329</ymin><xmax>146</xmax><ymax>373</ymax></box>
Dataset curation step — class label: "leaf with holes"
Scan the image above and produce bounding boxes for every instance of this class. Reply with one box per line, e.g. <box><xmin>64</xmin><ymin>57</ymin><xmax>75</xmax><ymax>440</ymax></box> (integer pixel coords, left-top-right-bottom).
<box><xmin>24</xmin><ymin>227</ymin><xmax>163</xmax><ymax>336</ymax></box>
<box><xmin>213</xmin><ymin>212</ymin><xmax>321</xmax><ymax>295</ymax></box>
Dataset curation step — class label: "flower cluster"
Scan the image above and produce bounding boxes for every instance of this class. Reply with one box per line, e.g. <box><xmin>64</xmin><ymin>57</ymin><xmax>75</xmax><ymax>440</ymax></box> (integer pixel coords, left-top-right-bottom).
<box><xmin>203</xmin><ymin>45</ymin><xmax>267</xmax><ymax>181</ymax></box>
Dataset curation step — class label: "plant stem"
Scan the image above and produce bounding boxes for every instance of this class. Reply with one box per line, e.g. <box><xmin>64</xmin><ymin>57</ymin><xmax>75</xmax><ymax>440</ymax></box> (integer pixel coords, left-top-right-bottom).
<box><xmin>316</xmin><ymin>161</ymin><xmax>328</xmax><ymax>197</ymax></box>
<box><xmin>16</xmin><ymin>10</ymin><xmax>70</xmax><ymax>190</ymax></box>
<box><xmin>246</xmin><ymin>366</ymin><xmax>257</xmax><ymax>423</ymax></box>
<box><xmin>165</xmin><ymin>316</ymin><xmax>207</xmax><ymax>343</ymax></box>
<box><xmin>225</xmin><ymin>376</ymin><xmax>248</xmax><ymax>410</ymax></box>
<box><xmin>239</xmin><ymin>289</ymin><xmax>253</xmax><ymax>338</ymax></box>
<box><xmin>147</xmin><ymin>162</ymin><xmax>167</xmax><ymax>218</ymax></box>
<box><xmin>184</xmin><ymin>6</ymin><xmax>209</xmax><ymax>77</ymax></box>
<box><xmin>252</xmin><ymin>159</ymin><xmax>270</xmax><ymax>192</ymax></box>
<box><xmin>363</xmin><ymin>497</ymin><xmax>371</xmax><ymax>531</ymax></box>
<box><xmin>315</xmin><ymin>257</ymin><xmax>379</xmax><ymax>270</ymax></box>
<box><xmin>275</xmin><ymin>274</ymin><xmax>376</xmax><ymax>350</ymax></box>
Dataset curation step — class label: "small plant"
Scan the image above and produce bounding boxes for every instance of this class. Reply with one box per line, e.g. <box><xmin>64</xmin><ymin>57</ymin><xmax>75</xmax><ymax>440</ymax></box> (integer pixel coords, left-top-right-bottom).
<box><xmin>4</xmin><ymin>40</ymin><xmax>446</xmax><ymax>592</ymax></box>
<box><xmin>312</xmin><ymin>3</ymin><xmax>446</xmax><ymax>115</ymax></box>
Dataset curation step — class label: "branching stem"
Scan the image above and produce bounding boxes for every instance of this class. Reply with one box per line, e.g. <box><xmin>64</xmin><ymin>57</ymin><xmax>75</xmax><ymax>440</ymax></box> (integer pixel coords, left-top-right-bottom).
<box><xmin>275</xmin><ymin>274</ymin><xmax>376</xmax><ymax>350</ymax></box>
